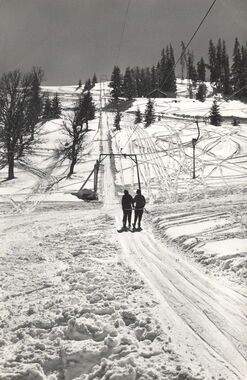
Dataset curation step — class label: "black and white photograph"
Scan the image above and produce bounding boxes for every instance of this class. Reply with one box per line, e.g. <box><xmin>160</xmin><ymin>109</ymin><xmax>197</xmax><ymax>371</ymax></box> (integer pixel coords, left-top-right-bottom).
<box><xmin>0</xmin><ymin>0</ymin><xmax>247</xmax><ymax>379</ymax></box>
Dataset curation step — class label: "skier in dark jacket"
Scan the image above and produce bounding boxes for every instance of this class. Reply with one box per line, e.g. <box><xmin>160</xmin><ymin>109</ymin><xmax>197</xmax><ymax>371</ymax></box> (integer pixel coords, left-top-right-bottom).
<box><xmin>120</xmin><ymin>189</ymin><xmax>133</xmax><ymax>231</ymax></box>
<box><xmin>132</xmin><ymin>189</ymin><xmax>146</xmax><ymax>231</ymax></box>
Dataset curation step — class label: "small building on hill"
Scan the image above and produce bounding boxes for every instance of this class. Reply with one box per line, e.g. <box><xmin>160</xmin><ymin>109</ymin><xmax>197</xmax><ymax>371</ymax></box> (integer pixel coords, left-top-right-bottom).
<box><xmin>147</xmin><ymin>88</ymin><xmax>176</xmax><ymax>98</ymax></box>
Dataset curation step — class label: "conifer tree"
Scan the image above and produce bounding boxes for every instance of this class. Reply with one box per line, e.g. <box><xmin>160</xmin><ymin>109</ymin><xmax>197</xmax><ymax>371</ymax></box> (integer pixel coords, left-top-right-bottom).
<box><xmin>144</xmin><ymin>68</ymin><xmax>152</xmax><ymax>95</ymax></box>
<box><xmin>215</xmin><ymin>38</ymin><xmax>223</xmax><ymax>88</ymax></box>
<box><xmin>197</xmin><ymin>57</ymin><xmax>206</xmax><ymax>82</ymax></box>
<box><xmin>187</xmin><ymin>51</ymin><xmax>197</xmax><ymax>86</ymax></box>
<box><xmin>221</xmin><ymin>41</ymin><xmax>231</xmax><ymax>95</ymax></box>
<box><xmin>151</xmin><ymin>65</ymin><xmax>157</xmax><ymax>90</ymax></box>
<box><xmin>133</xmin><ymin>66</ymin><xmax>141</xmax><ymax>97</ymax></box>
<box><xmin>159</xmin><ymin>45</ymin><xmax>177</xmax><ymax>93</ymax></box>
<box><xmin>210</xmin><ymin>100</ymin><xmax>221</xmax><ymax>126</ymax></box>
<box><xmin>239</xmin><ymin>44</ymin><xmax>247</xmax><ymax>97</ymax></box>
<box><xmin>92</xmin><ymin>73</ymin><xmax>98</xmax><ymax>87</ymax></box>
<box><xmin>231</xmin><ymin>38</ymin><xmax>247</xmax><ymax>97</ymax></box>
<box><xmin>144</xmin><ymin>99</ymin><xmax>155</xmax><ymax>127</ymax></box>
<box><xmin>167</xmin><ymin>44</ymin><xmax>177</xmax><ymax>92</ymax></box>
<box><xmin>231</xmin><ymin>38</ymin><xmax>241</xmax><ymax>92</ymax></box>
<box><xmin>159</xmin><ymin>48</ymin><xmax>167</xmax><ymax>88</ymax></box>
<box><xmin>43</xmin><ymin>96</ymin><xmax>52</xmax><ymax>119</ymax></box>
<box><xmin>122</xmin><ymin>67</ymin><xmax>136</xmax><ymax>100</ymax></box>
<box><xmin>134</xmin><ymin>108</ymin><xmax>142</xmax><ymax>124</ymax></box>
<box><xmin>156</xmin><ymin>62</ymin><xmax>161</xmax><ymax>87</ymax></box>
<box><xmin>77</xmin><ymin>79</ymin><xmax>82</xmax><ymax>89</ymax></box>
<box><xmin>51</xmin><ymin>93</ymin><xmax>62</xmax><ymax>118</ymax></box>
<box><xmin>74</xmin><ymin>97</ymin><xmax>84</xmax><ymax>127</ymax></box>
<box><xmin>139</xmin><ymin>68</ymin><xmax>146</xmax><ymax>97</ymax></box>
<box><xmin>196</xmin><ymin>83</ymin><xmax>207</xmax><ymax>102</ymax></box>
<box><xmin>110</xmin><ymin>66</ymin><xmax>122</xmax><ymax>102</ymax></box>
<box><xmin>114</xmin><ymin>109</ymin><xmax>121</xmax><ymax>130</ymax></box>
<box><xmin>80</xmin><ymin>91</ymin><xmax>95</xmax><ymax>131</ymax></box>
<box><xmin>83</xmin><ymin>79</ymin><xmax>92</xmax><ymax>92</ymax></box>
<box><xmin>208</xmin><ymin>39</ymin><xmax>217</xmax><ymax>83</ymax></box>
<box><xmin>180</xmin><ymin>41</ymin><xmax>187</xmax><ymax>80</ymax></box>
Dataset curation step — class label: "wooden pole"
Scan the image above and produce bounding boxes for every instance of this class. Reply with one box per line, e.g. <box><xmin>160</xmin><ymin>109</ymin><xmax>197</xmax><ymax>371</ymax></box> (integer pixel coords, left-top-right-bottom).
<box><xmin>192</xmin><ymin>139</ymin><xmax>196</xmax><ymax>179</ymax></box>
<box><xmin>135</xmin><ymin>155</ymin><xmax>141</xmax><ymax>191</ymax></box>
<box><xmin>94</xmin><ymin>160</ymin><xmax>100</xmax><ymax>194</ymax></box>
<box><xmin>79</xmin><ymin>167</ymin><xmax>95</xmax><ymax>191</ymax></box>
<box><xmin>192</xmin><ymin>120</ymin><xmax>200</xmax><ymax>179</ymax></box>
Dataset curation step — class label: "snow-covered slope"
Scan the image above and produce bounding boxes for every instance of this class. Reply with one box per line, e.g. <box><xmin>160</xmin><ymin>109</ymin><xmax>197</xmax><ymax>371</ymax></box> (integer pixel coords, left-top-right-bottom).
<box><xmin>1</xmin><ymin>80</ymin><xmax>247</xmax><ymax>380</ymax></box>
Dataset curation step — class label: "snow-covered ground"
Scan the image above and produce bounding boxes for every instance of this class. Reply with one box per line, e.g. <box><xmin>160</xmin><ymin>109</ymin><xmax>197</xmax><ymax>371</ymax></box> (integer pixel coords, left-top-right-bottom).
<box><xmin>2</xmin><ymin>206</ymin><xmax>181</xmax><ymax>380</ymax></box>
<box><xmin>1</xmin><ymin>80</ymin><xmax>247</xmax><ymax>380</ymax></box>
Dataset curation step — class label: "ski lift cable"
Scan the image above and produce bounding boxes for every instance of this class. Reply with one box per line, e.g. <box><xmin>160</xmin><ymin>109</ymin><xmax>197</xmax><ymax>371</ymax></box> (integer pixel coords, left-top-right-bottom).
<box><xmin>126</xmin><ymin>0</ymin><xmax>217</xmax><ymax>157</ymax></box>
<box><xmin>121</xmin><ymin>83</ymin><xmax>246</xmax><ymax>162</ymax></box>
<box><xmin>121</xmin><ymin>122</ymin><xmax>140</xmax><ymax>152</ymax></box>
<box><xmin>216</xmin><ymin>84</ymin><xmax>247</xmax><ymax>109</ymax></box>
<box><xmin>158</xmin><ymin>0</ymin><xmax>217</xmax><ymax>91</ymax></box>
<box><xmin>115</xmin><ymin>0</ymin><xmax>132</xmax><ymax>66</ymax></box>
<box><xmin>112</xmin><ymin>83</ymin><xmax>247</xmax><ymax>160</ymax></box>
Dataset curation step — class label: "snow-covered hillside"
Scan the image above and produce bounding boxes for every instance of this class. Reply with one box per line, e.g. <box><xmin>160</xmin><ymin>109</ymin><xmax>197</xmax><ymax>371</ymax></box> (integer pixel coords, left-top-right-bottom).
<box><xmin>0</xmin><ymin>80</ymin><xmax>247</xmax><ymax>380</ymax></box>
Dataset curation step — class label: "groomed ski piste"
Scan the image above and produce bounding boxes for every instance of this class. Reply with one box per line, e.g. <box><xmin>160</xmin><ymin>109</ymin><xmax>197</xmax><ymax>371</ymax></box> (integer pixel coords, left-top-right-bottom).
<box><xmin>0</xmin><ymin>80</ymin><xmax>247</xmax><ymax>380</ymax></box>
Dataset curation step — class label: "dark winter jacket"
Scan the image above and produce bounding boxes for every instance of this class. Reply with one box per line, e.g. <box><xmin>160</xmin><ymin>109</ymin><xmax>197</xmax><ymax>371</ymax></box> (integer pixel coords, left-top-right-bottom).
<box><xmin>122</xmin><ymin>194</ymin><xmax>133</xmax><ymax>210</ymax></box>
<box><xmin>133</xmin><ymin>194</ymin><xmax>146</xmax><ymax>210</ymax></box>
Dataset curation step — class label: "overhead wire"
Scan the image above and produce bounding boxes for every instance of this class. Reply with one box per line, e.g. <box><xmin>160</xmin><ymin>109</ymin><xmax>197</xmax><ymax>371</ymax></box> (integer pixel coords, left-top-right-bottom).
<box><xmin>121</xmin><ymin>0</ymin><xmax>218</xmax><ymax>155</ymax></box>
<box><xmin>120</xmin><ymin>122</ymin><xmax>140</xmax><ymax>152</ymax></box>
<box><xmin>159</xmin><ymin>0</ymin><xmax>218</xmax><ymax>91</ymax></box>
<box><xmin>115</xmin><ymin>0</ymin><xmax>132</xmax><ymax>66</ymax></box>
<box><xmin>111</xmin><ymin>0</ymin><xmax>134</xmax><ymax>153</ymax></box>
<box><xmin>120</xmin><ymin>83</ymin><xmax>247</xmax><ymax>182</ymax></box>
<box><xmin>105</xmin><ymin>0</ymin><xmax>245</xmax><ymax>189</ymax></box>
<box><xmin>99</xmin><ymin>0</ymin><xmax>132</xmax><ymax>151</ymax></box>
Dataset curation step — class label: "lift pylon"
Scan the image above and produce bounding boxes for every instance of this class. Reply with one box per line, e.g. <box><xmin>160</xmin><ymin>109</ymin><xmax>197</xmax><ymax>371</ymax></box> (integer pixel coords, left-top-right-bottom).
<box><xmin>71</xmin><ymin>153</ymin><xmax>141</xmax><ymax>200</ymax></box>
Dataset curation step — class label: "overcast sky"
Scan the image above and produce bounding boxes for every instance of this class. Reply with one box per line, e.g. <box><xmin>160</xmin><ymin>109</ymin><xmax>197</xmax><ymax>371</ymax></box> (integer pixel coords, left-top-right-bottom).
<box><xmin>0</xmin><ymin>0</ymin><xmax>246</xmax><ymax>85</ymax></box>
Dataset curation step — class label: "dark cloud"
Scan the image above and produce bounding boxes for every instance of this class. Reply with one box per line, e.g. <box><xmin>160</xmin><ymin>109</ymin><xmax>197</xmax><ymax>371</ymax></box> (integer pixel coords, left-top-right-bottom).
<box><xmin>0</xmin><ymin>0</ymin><xmax>246</xmax><ymax>84</ymax></box>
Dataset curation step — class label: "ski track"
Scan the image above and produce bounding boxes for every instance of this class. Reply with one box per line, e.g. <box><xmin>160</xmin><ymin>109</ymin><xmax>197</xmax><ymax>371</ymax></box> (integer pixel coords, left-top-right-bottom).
<box><xmin>117</xmin><ymin>229</ymin><xmax>247</xmax><ymax>380</ymax></box>
<box><xmin>104</xmin><ymin>113</ymin><xmax>247</xmax><ymax>380</ymax></box>
<box><xmin>2</xmin><ymin>86</ymin><xmax>247</xmax><ymax>379</ymax></box>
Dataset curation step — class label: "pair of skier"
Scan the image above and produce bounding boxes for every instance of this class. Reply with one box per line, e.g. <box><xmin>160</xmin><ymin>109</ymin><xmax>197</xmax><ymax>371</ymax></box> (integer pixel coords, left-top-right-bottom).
<box><xmin>119</xmin><ymin>189</ymin><xmax>146</xmax><ymax>232</ymax></box>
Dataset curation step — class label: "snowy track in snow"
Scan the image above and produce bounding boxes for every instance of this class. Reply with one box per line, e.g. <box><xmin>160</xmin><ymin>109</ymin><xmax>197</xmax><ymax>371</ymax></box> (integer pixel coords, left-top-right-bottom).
<box><xmin>117</xmin><ymin>227</ymin><xmax>247</xmax><ymax>380</ymax></box>
<box><xmin>1</xmin><ymin>83</ymin><xmax>247</xmax><ymax>379</ymax></box>
<box><xmin>105</xmin><ymin>112</ymin><xmax>247</xmax><ymax>380</ymax></box>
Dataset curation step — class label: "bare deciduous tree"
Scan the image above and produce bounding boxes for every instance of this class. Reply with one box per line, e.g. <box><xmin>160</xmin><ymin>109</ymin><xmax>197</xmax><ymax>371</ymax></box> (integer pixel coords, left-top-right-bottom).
<box><xmin>0</xmin><ymin>69</ymin><xmax>43</xmax><ymax>180</ymax></box>
<box><xmin>57</xmin><ymin>110</ymin><xmax>87</xmax><ymax>177</ymax></box>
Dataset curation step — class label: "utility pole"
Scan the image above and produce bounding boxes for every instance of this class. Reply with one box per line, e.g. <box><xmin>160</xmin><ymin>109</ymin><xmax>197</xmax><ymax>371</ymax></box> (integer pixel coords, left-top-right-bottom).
<box><xmin>192</xmin><ymin>138</ymin><xmax>197</xmax><ymax>179</ymax></box>
<box><xmin>134</xmin><ymin>154</ymin><xmax>141</xmax><ymax>191</ymax></box>
<box><xmin>76</xmin><ymin>153</ymin><xmax>142</xmax><ymax>200</ymax></box>
<box><xmin>192</xmin><ymin>119</ymin><xmax>200</xmax><ymax>179</ymax></box>
<box><xmin>99</xmin><ymin>75</ymin><xmax>108</xmax><ymax>111</ymax></box>
<box><xmin>93</xmin><ymin>160</ymin><xmax>100</xmax><ymax>194</ymax></box>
